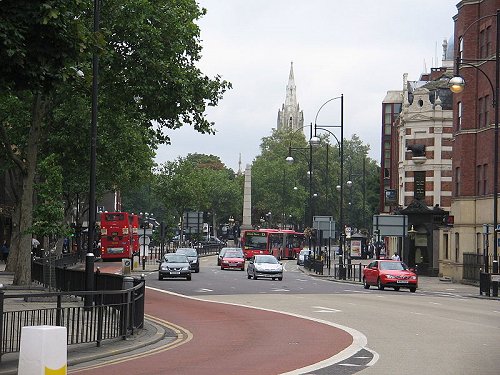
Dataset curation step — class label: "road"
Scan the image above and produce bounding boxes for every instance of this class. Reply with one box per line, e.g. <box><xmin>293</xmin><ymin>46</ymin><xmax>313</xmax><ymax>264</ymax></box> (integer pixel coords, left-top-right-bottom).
<box><xmin>74</xmin><ymin>255</ymin><xmax>500</xmax><ymax>374</ymax></box>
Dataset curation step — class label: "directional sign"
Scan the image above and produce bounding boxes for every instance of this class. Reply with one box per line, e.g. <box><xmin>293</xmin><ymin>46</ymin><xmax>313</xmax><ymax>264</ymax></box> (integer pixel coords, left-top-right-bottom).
<box><xmin>139</xmin><ymin>235</ymin><xmax>151</xmax><ymax>245</ymax></box>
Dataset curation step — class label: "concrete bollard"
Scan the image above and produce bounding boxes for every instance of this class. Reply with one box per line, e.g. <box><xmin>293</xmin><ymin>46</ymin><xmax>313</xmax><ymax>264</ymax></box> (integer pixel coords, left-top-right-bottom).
<box><xmin>18</xmin><ymin>325</ymin><xmax>67</xmax><ymax>374</ymax></box>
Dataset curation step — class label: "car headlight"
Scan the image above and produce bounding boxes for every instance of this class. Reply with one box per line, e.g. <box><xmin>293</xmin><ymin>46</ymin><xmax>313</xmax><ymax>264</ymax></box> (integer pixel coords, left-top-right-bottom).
<box><xmin>385</xmin><ymin>275</ymin><xmax>396</xmax><ymax>279</ymax></box>
<box><xmin>191</xmin><ymin>259</ymin><xmax>198</xmax><ymax>263</ymax></box>
<box><xmin>161</xmin><ymin>266</ymin><xmax>168</xmax><ymax>270</ymax></box>
<box><xmin>410</xmin><ymin>275</ymin><xmax>417</xmax><ymax>280</ymax></box>
<box><xmin>182</xmin><ymin>266</ymin><xmax>190</xmax><ymax>271</ymax></box>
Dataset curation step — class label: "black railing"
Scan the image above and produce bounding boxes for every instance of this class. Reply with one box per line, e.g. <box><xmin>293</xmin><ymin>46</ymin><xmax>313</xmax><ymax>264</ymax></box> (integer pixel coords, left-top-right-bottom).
<box><xmin>463</xmin><ymin>253</ymin><xmax>492</xmax><ymax>281</ymax></box>
<box><xmin>0</xmin><ymin>255</ymin><xmax>145</xmax><ymax>361</ymax></box>
<box><xmin>304</xmin><ymin>259</ymin><xmax>364</xmax><ymax>282</ymax></box>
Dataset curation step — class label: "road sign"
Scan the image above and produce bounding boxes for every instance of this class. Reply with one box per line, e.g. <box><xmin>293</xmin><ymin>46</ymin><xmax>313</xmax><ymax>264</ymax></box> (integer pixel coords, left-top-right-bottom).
<box><xmin>139</xmin><ymin>235</ymin><xmax>151</xmax><ymax>245</ymax></box>
<box><xmin>313</xmin><ymin>216</ymin><xmax>335</xmax><ymax>239</ymax></box>
<box><xmin>372</xmin><ymin>214</ymin><xmax>408</xmax><ymax>237</ymax></box>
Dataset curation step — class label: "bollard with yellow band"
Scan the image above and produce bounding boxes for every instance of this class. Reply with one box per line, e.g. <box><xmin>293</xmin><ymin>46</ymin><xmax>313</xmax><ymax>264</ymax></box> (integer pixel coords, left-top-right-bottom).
<box><xmin>18</xmin><ymin>325</ymin><xmax>67</xmax><ymax>375</ymax></box>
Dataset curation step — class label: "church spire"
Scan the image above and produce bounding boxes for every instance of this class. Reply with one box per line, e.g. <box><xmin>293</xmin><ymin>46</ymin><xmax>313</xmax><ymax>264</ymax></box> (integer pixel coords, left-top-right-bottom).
<box><xmin>277</xmin><ymin>62</ymin><xmax>304</xmax><ymax>131</ymax></box>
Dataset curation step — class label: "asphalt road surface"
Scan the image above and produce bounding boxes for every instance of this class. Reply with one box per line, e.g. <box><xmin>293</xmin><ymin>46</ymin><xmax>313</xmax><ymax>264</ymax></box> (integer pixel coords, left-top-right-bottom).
<box><xmin>73</xmin><ymin>256</ymin><xmax>500</xmax><ymax>375</ymax></box>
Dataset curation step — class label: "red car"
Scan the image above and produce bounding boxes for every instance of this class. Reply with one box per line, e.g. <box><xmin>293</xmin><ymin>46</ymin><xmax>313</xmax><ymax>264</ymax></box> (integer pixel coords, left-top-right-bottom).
<box><xmin>220</xmin><ymin>250</ymin><xmax>245</xmax><ymax>271</ymax></box>
<box><xmin>363</xmin><ymin>260</ymin><xmax>418</xmax><ymax>292</ymax></box>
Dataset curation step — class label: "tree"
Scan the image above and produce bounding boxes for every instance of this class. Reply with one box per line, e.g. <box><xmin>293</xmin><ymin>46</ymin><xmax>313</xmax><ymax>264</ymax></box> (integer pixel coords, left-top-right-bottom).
<box><xmin>0</xmin><ymin>0</ymin><xmax>231</xmax><ymax>285</ymax></box>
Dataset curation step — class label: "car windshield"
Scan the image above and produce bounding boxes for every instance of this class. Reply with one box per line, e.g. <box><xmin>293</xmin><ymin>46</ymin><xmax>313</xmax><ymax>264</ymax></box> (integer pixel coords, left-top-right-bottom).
<box><xmin>176</xmin><ymin>248</ymin><xmax>197</xmax><ymax>256</ymax></box>
<box><xmin>380</xmin><ymin>261</ymin><xmax>407</xmax><ymax>271</ymax></box>
<box><xmin>164</xmin><ymin>254</ymin><xmax>188</xmax><ymax>263</ymax></box>
<box><xmin>255</xmin><ymin>255</ymin><xmax>278</xmax><ymax>264</ymax></box>
<box><xmin>224</xmin><ymin>251</ymin><xmax>243</xmax><ymax>258</ymax></box>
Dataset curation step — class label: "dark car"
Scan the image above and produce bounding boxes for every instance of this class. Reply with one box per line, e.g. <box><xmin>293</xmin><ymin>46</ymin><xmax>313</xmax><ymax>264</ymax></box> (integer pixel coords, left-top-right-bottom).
<box><xmin>157</xmin><ymin>253</ymin><xmax>192</xmax><ymax>281</ymax></box>
<box><xmin>175</xmin><ymin>247</ymin><xmax>200</xmax><ymax>273</ymax></box>
<box><xmin>362</xmin><ymin>260</ymin><xmax>417</xmax><ymax>292</ymax></box>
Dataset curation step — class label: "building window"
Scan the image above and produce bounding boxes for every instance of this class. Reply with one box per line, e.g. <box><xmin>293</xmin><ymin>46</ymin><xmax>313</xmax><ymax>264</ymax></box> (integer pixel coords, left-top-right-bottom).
<box><xmin>459</xmin><ymin>37</ymin><xmax>464</xmax><ymax>60</ymax></box>
<box><xmin>477</xmin><ymin>164</ymin><xmax>483</xmax><ymax>195</ymax></box>
<box><xmin>481</xmin><ymin>26</ymin><xmax>492</xmax><ymax>58</ymax></box>
<box><xmin>457</xmin><ymin>101</ymin><xmax>462</xmax><ymax>130</ymax></box>
<box><xmin>478</xmin><ymin>97</ymin><xmax>484</xmax><ymax>128</ymax></box>
<box><xmin>455</xmin><ymin>232</ymin><xmax>460</xmax><ymax>262</ymax></box>
<box><xmin>476</xmin><ymin>232</ymin><xmax>482</xmax><ymax>255</ymax></box>
<box><xmin>485</xmin><ymin>95</ymin><xmax>490</xmax><ymax>126</ymax></box>
<box><xmin>455</xmin><ymin>167</ymin><xmax>461</xmax><ymax>196</ymax></box>
<box><xmin>444</xmin><ymin>233</ymin><xmax>449</xmax><ymax>260</ymax></box>
<box><xmin>484</xmin><ymin>164</ymin><xmax>488</xmax><ymax>195</ymax></box>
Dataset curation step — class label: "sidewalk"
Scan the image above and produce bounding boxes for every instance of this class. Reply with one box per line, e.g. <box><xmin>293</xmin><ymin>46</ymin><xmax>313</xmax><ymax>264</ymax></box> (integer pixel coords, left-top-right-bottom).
<box><xmin>0</xmin><ymin>263</ymin><xmax>169</xmax><ymax>375</ymax></box>
<box><xmin>299</xmin><ymin>258</ymin><xmax>496</xmax><ymax>299</ymax></box>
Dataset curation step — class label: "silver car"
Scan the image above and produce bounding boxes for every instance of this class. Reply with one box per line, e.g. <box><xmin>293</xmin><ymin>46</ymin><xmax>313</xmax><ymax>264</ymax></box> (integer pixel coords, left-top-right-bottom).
<box><xmin>297</xmin><ymin>249</ymin><xmax>310</xmax><ymax>265</ymax></box>
<box><xmin>247</xmin><ymin>254</ymin><xmax>283</xmax><ymax>281</ymax></box>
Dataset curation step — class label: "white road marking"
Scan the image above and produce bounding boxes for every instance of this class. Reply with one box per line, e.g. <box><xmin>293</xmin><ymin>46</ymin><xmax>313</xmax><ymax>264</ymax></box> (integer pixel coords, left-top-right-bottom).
<box><xmin>313</xmin><ymin>306</ymin><xmax>342</xmax><ymax>313</ymax></box>
<box><xmin>196</xmin><ymin>288</ymin><xmax>213</xmax><ymax>292</ymax></box>
<box><xmin>339</xmin><ymin>363</ymin><xmax>362</xmax><ymax>367</ymax></box>
<box><xmin>271</xmin><ymin>288</ymin><xmax>290</xmax><ymax>292</ymax></box>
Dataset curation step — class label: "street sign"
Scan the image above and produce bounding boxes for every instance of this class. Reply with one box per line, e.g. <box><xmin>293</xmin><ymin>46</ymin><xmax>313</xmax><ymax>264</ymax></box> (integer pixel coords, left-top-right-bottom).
<box><xmin>372</xmin><ymin>214</ymin><xmax>408</xmax><ymax>237</ymax></box>
<box><xmin>313</xmin><ymin>216</ymin><xmax>335</xmax><ymax>239</ymax></box>
<box><xmin>139</xmin><ymin>235</ymin><xmax>151</xmax><ymax>245</ymax></box>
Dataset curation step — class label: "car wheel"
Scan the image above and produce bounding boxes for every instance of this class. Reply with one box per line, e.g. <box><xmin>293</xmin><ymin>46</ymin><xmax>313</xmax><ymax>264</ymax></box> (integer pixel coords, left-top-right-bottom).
<box><xmin>253</xmin><ymin>272</ymin><xmax>258</xmax><ymax>280</ymax></box>
<box><xmin>158</xmin><ymin>274</ymin><xmax>163</xmax><ymax>281</ymax></box>
<box><xmin>240</xmin><ymin>267</ymin><xmax>245</xmax><ymax>271</ymax></box>
<box><xmin>363</xmin><ymin>277</ymin><xmax>370</xmax><ymax>289</ymax></box>
<box><xmin>278</xmin><ymin>277</ymin><xmax>283</xmax><ymax>281</ymax></box>
<box><xmin>394</xmin><ymin>286</ymin><xmax>400</xmax><ymax>291</ymax></box>
<box><xmin>247</xmin><ymin>273</ymin><xmax>251</xmax><ymax>279</ymax></box>
<box><xmin>186</xmin><ymin>275</ymin><xmax>192</xmax><ymax>281</ymax></box>
<box><xmin>272</xmin><ymin>278</ymin><xmax>276</xmax><ymax>281</ymax></box>
<box><xmin>220</xmin><ymin>266</ymin><xmax>224</xmax><ymax>270</ymax></box>
<box><xmin>377</xmin><ymin>278</ymin><xmax>385</xmax><ymax>290</ymax></box>
<box><xmin>410</xmin><ymin>287</ymin><xmax>417</xmax><ymax>293</ymax></box>
<box><xmin>196</xmin><ymin>268</ymin><xmax>199</xmax><ymax>273</ymax></box>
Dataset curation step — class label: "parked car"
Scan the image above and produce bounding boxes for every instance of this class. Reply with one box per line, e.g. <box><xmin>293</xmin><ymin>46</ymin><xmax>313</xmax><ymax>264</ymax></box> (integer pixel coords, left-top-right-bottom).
<box><xmin>157</xmin><ymin>253</ymin><xmax>192</xmax><ymax>281</ymax></box>
<box><xmin>217</xmin><ymin>247</ymin><xmax>241</xmax><ymax>266</ymax></box>
<box><xmin>201</xmin><ymin>236</ymin><xmax>225</xmax><ymax>247</ymax></box>
<box><xmin>362</xmin><ymin>260</ymin><xmax>417</xmax><ymax>292</ymax></box>
<box><xmin>297</xmin><ymin>249</ymin><xmax>311</xmax><ymax>266</ymax></box>
<box><xmin>247</xmin><ymin>254</ymin><xmax>283</xmax><ymax>281</ymax></box>
<box><xmin>220</xmin><ymin>249</ymin><xmax>245</xmax><ymax>271</ymax></box>
<box><xmin>175</xmin><ymin>247</ymin><xmax>200</xmax><ymax>273</ymax></box>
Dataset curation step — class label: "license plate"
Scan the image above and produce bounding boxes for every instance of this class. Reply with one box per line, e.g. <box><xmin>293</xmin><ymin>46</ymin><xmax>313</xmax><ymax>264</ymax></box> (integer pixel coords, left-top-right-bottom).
<box><xmin>397</xmin><ymin>280</ymin><xmax>408</xmax><ymax>284</ymax></box>
<box><xmin>170</xmin><ymin>271</ymin><xmax>180</xmax><ymax>275</ymax></box>
<box><xmin>108</xmin><ymin>247</ymin><xmax>124</xmax><ymax>254</ymax></box>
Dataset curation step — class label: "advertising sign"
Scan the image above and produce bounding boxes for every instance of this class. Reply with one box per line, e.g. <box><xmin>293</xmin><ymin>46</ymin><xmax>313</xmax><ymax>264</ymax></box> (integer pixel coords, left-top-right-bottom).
<box><xmin>350</xmin><ymin>239</ymin><xmax>362</xmax><ymax>258</ymax></box>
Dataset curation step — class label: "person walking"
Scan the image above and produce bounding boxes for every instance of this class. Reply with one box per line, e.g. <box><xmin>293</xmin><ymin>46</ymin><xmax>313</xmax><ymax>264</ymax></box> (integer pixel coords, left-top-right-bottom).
<box><xmin>391</xmin><ymin>252</ymin><xmax>400</xmax><ymax>261</ymax></box>
<box><xmin>1</xmin><ymin>240</ymin><xmax>9</xmax><ymax>264</ymax></box>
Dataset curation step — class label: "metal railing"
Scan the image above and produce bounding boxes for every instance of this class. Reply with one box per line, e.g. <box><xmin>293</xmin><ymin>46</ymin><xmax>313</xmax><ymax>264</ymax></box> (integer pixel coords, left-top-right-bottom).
<box><xmin>303</xmin><ymin>258</ymin><xmax>364</xmax><ymax>282</ymax></box>
<box><xmin>0</xmin><ymin>256</ymin><xmax>145</xmax><ymax>361</ymax></box>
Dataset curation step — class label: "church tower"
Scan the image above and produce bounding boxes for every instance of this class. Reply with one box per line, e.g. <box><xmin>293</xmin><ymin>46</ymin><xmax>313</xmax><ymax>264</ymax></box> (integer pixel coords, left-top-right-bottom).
<box><xmin>277</xmin><ymin>62</ymin><xmax>304</xmax><ymax>131</ymax></box>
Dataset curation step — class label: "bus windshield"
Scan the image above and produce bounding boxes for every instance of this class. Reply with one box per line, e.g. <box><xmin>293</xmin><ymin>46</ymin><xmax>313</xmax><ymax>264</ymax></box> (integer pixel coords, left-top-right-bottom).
<box><xmin>245</xmin><ymin>234</ymin><xmax>268</xmax><ymax>250</ymax></box>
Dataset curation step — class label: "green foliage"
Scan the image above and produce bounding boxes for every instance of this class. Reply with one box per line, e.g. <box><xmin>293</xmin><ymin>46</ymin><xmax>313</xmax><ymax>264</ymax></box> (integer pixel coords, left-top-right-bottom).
<box><xmin>252</xmin><ymin>128</ymin><xmax>380</xmax><ymax>231</ymax></box>
<box><xmin>31</xmin><ymin>154</ymin><xmax>69</xmax><ymax>239</ymax></box>
<box><xmin>153</xmin><ymin>153</ymin><xmax>242</xmax><ymax>227</ymax></box>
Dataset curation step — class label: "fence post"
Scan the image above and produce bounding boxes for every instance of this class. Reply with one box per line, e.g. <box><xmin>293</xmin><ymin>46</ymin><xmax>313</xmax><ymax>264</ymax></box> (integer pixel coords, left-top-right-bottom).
<box><xmin>0</xmin><ymin>290</ymin><xmax>4</xmax><ymax>362</ymax></box>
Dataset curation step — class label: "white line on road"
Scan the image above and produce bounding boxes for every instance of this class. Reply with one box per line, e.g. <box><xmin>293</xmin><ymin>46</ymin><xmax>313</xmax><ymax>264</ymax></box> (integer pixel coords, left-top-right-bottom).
<box><xmin>196</xmin><ymin>288</ymin><xmax>213</xmax><ymax>292</ymax></box>
<box><xmin>313</xmin><ymin>306</ymin><xmax>342</xmax><ymax>313</ymax></box>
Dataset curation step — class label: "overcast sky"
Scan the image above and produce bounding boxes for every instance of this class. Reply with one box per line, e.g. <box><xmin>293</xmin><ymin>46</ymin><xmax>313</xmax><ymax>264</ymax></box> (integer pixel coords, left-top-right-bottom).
<box><xmin>154</xmin><ymin>0</ymin><xmax>458</xmax><ymax>172</ymax></box>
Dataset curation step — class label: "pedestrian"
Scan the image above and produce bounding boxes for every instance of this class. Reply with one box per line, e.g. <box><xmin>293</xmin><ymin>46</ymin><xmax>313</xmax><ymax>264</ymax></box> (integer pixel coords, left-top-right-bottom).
<box><xmin>1</xmin><ymin>240</ymin><xmax>9</xmax><ymax>264</ymax></box>
<box><xmin>391</xmin><ymin>252</ymin><xmax>400</xmax><ymax>261</ymax></box>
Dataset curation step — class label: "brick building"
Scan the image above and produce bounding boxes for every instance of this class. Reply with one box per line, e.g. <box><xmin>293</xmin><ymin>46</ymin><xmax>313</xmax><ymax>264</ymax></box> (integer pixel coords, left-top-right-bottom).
<box><xmin>442</xmin><ymin>0</ymin><xmax>500</xmax><ymax>280</ymax></box>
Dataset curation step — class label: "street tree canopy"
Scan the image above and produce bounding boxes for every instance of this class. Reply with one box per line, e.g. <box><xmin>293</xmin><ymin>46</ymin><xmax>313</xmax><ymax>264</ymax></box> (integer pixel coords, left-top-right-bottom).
<box><xmin>0</xmin><ymin>0</ymin><xmax>231</xmax><ymax>285</ymax></box>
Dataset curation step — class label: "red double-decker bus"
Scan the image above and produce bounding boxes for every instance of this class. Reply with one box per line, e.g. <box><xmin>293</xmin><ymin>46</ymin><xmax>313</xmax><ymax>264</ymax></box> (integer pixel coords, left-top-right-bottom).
<box><xmin>241</xmin><ymin>229</ymin><xmax>305</xmax><ymax>260</ymax></box>
<box><xmin>100</xmin><ymin>212</ymin><xmax>135</xmax><ymax>261</ymax></box>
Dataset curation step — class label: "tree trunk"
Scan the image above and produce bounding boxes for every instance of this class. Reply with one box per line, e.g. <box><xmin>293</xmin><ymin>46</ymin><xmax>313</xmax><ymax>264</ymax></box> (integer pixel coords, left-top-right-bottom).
<box><xmin>11</xmin><ymin>94</ymin><xmax>45</xmax><ymax>286</ymax></box>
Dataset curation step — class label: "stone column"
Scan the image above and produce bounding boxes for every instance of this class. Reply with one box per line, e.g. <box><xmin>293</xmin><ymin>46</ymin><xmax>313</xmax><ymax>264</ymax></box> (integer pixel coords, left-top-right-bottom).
<box><xmin>241</xmin><ymin>164</ymin><xmax>252</xmax><ymax>230</ymax></box>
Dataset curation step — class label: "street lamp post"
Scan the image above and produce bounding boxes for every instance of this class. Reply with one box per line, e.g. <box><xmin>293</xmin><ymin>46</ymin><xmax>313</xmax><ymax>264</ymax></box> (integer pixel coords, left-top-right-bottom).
<box><xmin>309</xmin><ymin>95</ymin><xmax>344</xmax><ymax>276</ymax></box>
<box><xmin>85</xmin><ymin>0</ymin><xmax>100</xmax><ymax>301</ymax></box>
<box><xmin>449</xmin><ymin>10</ymin><xmax>499</xmax><ymax>296</ymax></box>
<box><xmin>286</xmin><ymin>123</ymin><xmax>316</xmax><ymax>229</ymax></box>
<box><xmin>140</xmin><ymin>212</ymin><xmax>154</xmax><ymax>271</ymax></box>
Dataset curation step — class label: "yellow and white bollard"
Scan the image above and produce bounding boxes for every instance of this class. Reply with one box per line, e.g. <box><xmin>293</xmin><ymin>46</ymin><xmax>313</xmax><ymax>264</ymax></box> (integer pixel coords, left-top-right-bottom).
<box><xmin>18</xmin><ymin>325</ymin><xmax>67</xmax><ymax>375</ymax></box>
